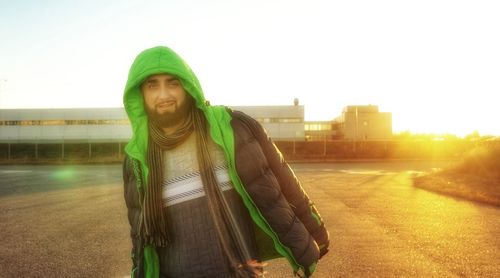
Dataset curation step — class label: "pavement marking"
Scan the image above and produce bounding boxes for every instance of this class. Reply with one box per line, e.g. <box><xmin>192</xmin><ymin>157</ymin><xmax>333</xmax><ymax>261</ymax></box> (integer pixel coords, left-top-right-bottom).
<box><xmin>0</xmin><ymin>170</ymin><xmax>34</xmax><ymax>174</ymax></box>
<box><xmin>339</xmin><ymin>170</ymin><xmax>394</xmax><ymax>175</ymax></box>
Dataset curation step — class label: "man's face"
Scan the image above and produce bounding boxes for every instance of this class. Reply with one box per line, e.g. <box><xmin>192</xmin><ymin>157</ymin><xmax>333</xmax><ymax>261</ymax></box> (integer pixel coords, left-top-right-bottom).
<box><xmin>141</xmin><ymin>74</ymin><xmax>191</xmax><ymax>127</ymax></box>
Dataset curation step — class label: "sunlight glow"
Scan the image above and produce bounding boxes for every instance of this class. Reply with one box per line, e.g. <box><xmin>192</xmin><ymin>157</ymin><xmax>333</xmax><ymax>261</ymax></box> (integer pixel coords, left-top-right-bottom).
<box><xmin>51</xmin><ymin>169</ymin><xmax>76</xmax><ymax>180</ymax></box>
<box><xmin>1</xmin><ymin>0</ymin><xmax>499</xmax><ymax>136</ymax></box>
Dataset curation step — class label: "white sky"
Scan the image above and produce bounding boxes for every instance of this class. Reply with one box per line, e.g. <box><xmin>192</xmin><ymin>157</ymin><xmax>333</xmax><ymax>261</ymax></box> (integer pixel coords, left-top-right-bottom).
<box><xmin>0</xmin><ymin>0</ymin><xmax>499</xmax><ymax>136</ymax></box>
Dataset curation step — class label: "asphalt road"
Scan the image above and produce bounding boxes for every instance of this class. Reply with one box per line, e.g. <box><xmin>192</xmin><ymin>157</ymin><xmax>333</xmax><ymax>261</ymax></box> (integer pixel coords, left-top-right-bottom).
<box><xmin>0</xmin><ymin>161</ymin><xmax>498</xmax><ymax>277</ymax></box>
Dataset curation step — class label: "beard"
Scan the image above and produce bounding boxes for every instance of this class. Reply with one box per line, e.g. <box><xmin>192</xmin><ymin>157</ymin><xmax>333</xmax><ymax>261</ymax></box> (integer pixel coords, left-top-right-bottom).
<box><xmin>145</xmin><ymin>97</ymin><xmax>193</xmax><ymax>129</ymax></box>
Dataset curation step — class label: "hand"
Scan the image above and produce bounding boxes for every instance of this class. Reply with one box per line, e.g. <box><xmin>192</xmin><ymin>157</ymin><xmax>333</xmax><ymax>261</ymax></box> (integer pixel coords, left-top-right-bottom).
<box><xmin>318</xmin><ymin>241</ymin><xmax>330</xmax><ymax>260</ymax></box>
<box><xmin>237</xmin><ymin>259</ymin><xmax>267</xmax><ymax>277</ymax></box>
<box><xmin>319</xmin><ymin>245</ymin><xmax>329</xmax><ymax>259</ymax></box>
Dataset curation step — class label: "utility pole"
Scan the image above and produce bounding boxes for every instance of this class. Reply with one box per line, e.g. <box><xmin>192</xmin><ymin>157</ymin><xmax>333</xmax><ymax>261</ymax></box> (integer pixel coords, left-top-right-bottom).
<box><xmin>353</xmin><ymin>107</ymin><xmax>358</xmax><ymax>155</ymax></box>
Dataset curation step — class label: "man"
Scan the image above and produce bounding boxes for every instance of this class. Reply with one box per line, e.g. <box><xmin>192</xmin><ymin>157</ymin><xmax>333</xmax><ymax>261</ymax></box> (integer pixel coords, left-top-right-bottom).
<box><xmin>122</xmin><ymin>46</ymin><xmax>329</xmax><ymax>278</ymax></box>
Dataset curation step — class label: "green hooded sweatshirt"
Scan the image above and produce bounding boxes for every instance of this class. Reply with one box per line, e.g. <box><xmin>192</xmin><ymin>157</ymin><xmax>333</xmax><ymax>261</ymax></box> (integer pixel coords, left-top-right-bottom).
<box><xmin>123</xmin><ymin>46</ymin><xmax>313</xmax><ymax>277</ymax></box>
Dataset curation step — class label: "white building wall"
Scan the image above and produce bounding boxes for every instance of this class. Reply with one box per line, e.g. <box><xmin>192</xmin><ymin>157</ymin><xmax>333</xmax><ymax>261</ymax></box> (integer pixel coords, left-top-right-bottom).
<box><xmin>340</xmin><ymin>107</ymin><xmax>392</xmax><ymax>140</ymax></box>
<box><xmin>233</xmin><ymin>105</ymin><xmax>305</xmax><ymax>141</ymax></box>
<box><xmin>0</xmin><ymin>106</ymin><xmax>304</xmax><ymax>142</ymax></box>
<box><xmin>261</xmin><ymin>123</ymin><xmax>305</xmax><ymax>140</ymax></box>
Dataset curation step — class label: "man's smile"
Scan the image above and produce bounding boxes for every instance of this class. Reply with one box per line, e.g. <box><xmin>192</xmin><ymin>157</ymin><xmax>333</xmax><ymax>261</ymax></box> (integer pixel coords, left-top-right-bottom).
<box><xmin>157</xmin><ymin>101</ymin><xmax>176</xmax><ymax>110</ymax></box>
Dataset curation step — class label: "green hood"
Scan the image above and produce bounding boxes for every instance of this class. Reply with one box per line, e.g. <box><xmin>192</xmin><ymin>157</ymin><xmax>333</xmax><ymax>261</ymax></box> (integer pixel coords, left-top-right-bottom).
<box><xmin>124</xmin><ymin>46</ymin><xmax>208</xmax><ymax>173</ymax></box>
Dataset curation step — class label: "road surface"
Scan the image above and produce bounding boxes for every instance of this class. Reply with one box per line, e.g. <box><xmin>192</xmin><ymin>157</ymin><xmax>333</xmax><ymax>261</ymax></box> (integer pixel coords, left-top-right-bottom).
<box><xmin>0</xmin><ymin>161</ymin><xmax>498</xmax><ymax>277</ymax></box>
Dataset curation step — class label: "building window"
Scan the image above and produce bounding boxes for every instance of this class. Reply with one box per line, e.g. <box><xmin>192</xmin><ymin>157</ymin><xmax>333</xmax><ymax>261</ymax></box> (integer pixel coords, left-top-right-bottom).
<box><xmin>0</xmin><ymin>119</ymin><xmax>131</xmax><ymax>126</ymax></box>
<box><xmin>305</xmin><ymin>122</ymin><xmax>333</xmax><ymax>131</ymax></box>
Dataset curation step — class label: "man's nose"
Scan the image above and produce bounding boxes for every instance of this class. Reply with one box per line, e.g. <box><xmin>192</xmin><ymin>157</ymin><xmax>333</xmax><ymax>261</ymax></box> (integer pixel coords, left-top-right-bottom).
<box><xmin>158</xmin><ymin>84</ymin><xmax>171</xmax><ymax>98</ymax></box>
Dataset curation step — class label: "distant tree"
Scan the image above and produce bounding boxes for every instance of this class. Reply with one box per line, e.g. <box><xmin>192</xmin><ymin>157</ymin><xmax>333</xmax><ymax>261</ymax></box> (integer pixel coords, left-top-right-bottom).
<box><xmin>465</xmin><ymin>130</ymin><xmax>481</xmax><ymax>141</ymax></box>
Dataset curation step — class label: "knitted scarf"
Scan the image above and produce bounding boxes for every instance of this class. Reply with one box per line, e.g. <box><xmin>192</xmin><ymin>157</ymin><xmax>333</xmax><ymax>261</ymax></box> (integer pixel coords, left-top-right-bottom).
<box><xmin>141</xmin><ymin>107</ymin><xmax>194</xmax><ymax>247</ymax></box>
<box><xmin>141</xmin><ymin>106</ymin><xmax>262</xmax><ymax>277</ymax></box>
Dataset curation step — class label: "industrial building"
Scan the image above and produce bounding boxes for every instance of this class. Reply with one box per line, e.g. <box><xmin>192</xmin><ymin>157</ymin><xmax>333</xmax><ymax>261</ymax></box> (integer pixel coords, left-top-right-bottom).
<box><xmin>0</xmin><ymin>105</ymin><xmax>305</xmax><ymax>160</ymax></box>
<box><xmin>0</xmin><ymin>104</ymin><xmax>305</xmax><ymax>143</ymax></box>
<box><xmin>0</xmin><ymin>104</ymin><xmax>392</xmax><ymax>144</ymax></box>
<box><xmin>334</xmin><ymin>105</ymin><xmax>392</xmax><ymax>140</ymax></box>
<box><xmin>304</xmin><ymin>121</ymin><xmax>341</xmax><ymax>141</ymax></box>
<box><xmin>0</xmin><ymin>104</ymin><xmax>392</xmax><ymax>160</ymax></box>
<box><xmin>0</xmin><ymin>108</ymin><xmax>130</xmax><ymax>143</ymax></box>
<box><xmin>303</xmin><ymin>105</ymin><xmax>392</xmax><ymax>141</ymax></box>
<box><xmin>230</xmin><ymin>105</ymin><xmax>304</xmax><ymax>140</ymax></box>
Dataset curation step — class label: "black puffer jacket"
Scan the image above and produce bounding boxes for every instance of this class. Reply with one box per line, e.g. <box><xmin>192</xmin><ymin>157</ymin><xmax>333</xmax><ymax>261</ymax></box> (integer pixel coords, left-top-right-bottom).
<box><xmin>123</xmin><ymin>110</ymin><xmax>330</xmax><ymax>277</ymax></box>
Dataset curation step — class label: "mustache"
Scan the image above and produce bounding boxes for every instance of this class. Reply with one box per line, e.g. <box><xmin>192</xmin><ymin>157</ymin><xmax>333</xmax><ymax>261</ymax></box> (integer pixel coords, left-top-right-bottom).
<box><xmin>156</xmin><ymin>99</ymin><xmax>176</xmax><ymax>106</ymax></box>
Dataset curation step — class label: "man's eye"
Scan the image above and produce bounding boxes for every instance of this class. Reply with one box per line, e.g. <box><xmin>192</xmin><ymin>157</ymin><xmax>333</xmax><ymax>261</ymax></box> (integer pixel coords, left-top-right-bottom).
<box><xmin>148</xmin><ymin>83</ymin><xmax>158</xmax><ymax>89</ymax></box>
<box><xmin>169</xmin><ymin>81</ymin><xmax>180</xmax><ymax>87</ymax></box>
